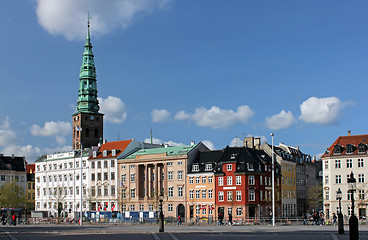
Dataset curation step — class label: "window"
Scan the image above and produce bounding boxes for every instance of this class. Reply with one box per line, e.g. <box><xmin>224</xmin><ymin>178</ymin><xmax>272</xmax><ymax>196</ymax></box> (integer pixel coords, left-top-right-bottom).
<box><xmin>208</xmin><ymin>176</ymin><xmax>213</xmax><ymax>183</ymax></box>
<box><xmin>359</xmin><ymin>174</ymin><xmax>365</xmax><ymax>183</ymax></box>
<box><xmin>111</xmin><ymin>172</ymin><xmax>115</xmax><ymax>180</ymax></box>
<box><xmin>324</xmin><ymin>161</ymin><xmax>328</xmax><ymax>170</ymax></box>
<box><xmin>189</xmin><ymin>177</ymin><xmax>194</xmax><ymax>184</ymax></box>
<box><xmin>149</xmin><ymin>205</ymin><xmax>153</xmax><ymax>211</ymax></box>
<box><xmin>121</xmin><ymin>174</ymin><xmax>126</xmax><ymax>182</ymax></box>
<box><xmin>97</xmin><ymin>173</ymin><xmax>101</xmax><ymax>181</ymax></box>
<box><xmin>168</xmin><ymin>187</ymin><xmax>173</xmax><ymax>197</ymax></box>
<box><xmin>249</xmin><ymin>189</ymin><xmax>255</xmax><ymax>201</ymax></box>
<box><xmin>359</xmin><ymin>190</ymin><xmax>365</xmax><ymax>200</ymax></box>
<box><xmin>218</xmin><ymin>177</ymin><xmax>223</xmax><ymax>186</ymax></box>
<box><xmin>104</xmin><ymin>186</ymin><xmax>108</xmax><ymax>196</ymax></box>
<box><xmin>130</xmin><ymin>204</ymin><xmax>135</xmax><ymax>211</ymax></box>
<box><xmin>111</xmin><ymin>160</ymin><xmax>115</xmax><ymax>167</ymax></box>
<box><xmin>334</xmin><ymin>146</ymin><xmax>341</xmax><ymax>154</ymax></box>
<box><xmin>168</xmin><ymin>204</ymin><xmax>173</xmax><ymax>212</ymax></box>
<box><xmin>104</xmin><ymin>172</ymin><xmax>108</xmax><ymax>180</ymax></box>
<box><xmin>167</xmin><ymin>162</ymin><xmax>173</xmax><ymax>166</ymax></box>
<box><xmin>121</xmin><ymin>165</ymin><xmax>126</xmax><ymax>169</ymax></box>
<box><xmin>91</xmin><ymin>173</ymin><xmax>95</xmax><ymax>181</ymax></box>
<box><xmin>168</xmin><ymin>171</ymin><xmax>173</xmax><ymax>180</ymax></box>
<box><xmin>249</xmin><ymin>175</ymin><xmax>255</xmax><ymax>185</ymax></box>
<box><xmin>359</xmin><ymin>145</ymin><xmax>366</xmax><ymax>153</ymax></box>
<box><xmin>195</xmin><ymin>177</ymin><xmax>200</xmax><ymax>184</ymax></box>
<box><xmin>196</xmin><ymin>206</ymin><xmax>200</xmax><ymax>215</ymax></box>
<box><xmin>195</xmin><ymin>190</ymin><xmax>200</xmax><ymax>199</ymax></box>
<box><xmin>227</xmin><ymin>191</ymin><xmax>233</xmax><ymax>201</ymax></box>
<box><xmin>358</xmin><ymin>159</ymin><xmax>364</xmax><ymax>168</ymax></box>
<box><xmin>178</xmin><ymin>171</ymin><xmax>183</xmax><ymax>180</ymax></box>
<box><xmin>202</xmin><ymin>176</ymin><xmax>206</xmax><ymax>184</ymax></box>
<box><xmin>335</xmin><ymin>160</ymin><xmax>341</xmax><ymax>168</ymax></box>
<box><xmin>248</xmin><ymin>163</ymin><xmax>254</xmax><ymax>171</ymax></box>
<box><xmin>192</xmin><ymin>165</ymin><xmax>199</xmax><ymax>172</ymax></box>
<box><xmin>97</xmin><ymin>186</ymin><xmax>101</xmax><ymax>196</ymax></box>
<box><xmin>130</xmin><ymin>173</ymin><xmax>135</xmax><ymax>182</ymax></box>
<box><xmin>139</xmin><ymin>204</ymin><xmax>144</xmax><ymax>212</ymax></box>
<box><xmin>227</xmin><ymin>176</ymin><xmax>232</xmax><ymax>185</ymax></box>
<box><xmin>178</xmin><ymin>186</ymin><xmax>183</xmax><ymax>197</ymax></box>
<box><xmin>205</xmin><ymin>164</ymin><xmax>213</xmax><ymax>171</ymax></box>
<box><xmin>111</xmin><ymin>186</ymin><xmax>115</xmax><ymax>195</ymax></box>
<box><xmin>130</xmin><ymin>189</ymin><xmax>135</xmax><ymax>198</ymax></box>
<box><xmin>236</xmin><ymin>176</ymin><xmax>241</xmax><ymax>185</ymax></box>
<box><xmin>97</xmin><ymin>161</ymin><xmax>101</xmax><ymax>168</ymax></box>
<box><xmin>219</xmin><ymin>191</ymin><xmax>224</xmax><ymax>201</ymax></box>
<box><xmin>236</xmin><ymin>207</ymin><xmax>242</xmax><ymax>216</ymax></box>
<box><xmin>236</xmin><ymin>191</ymin><xmax>242</xmax><ymax>201</ymax></box>
<box><xmin>202</xmin><ymin>207</ymin><xmax>207</xmax><ymax>215</ymax></box>
<box><xmin>227</xmin><ymin>164</ymin><xmax>232</xmax><ymax>171</ymax></box>
<box><xmin>208</xmin><ymin>189</ymin><xmax>213</xmax><ymax>199</ymax></box>
<box><xmin>347</xmin><ymin>145</ymin><xmax>353</xmax><ymax>154</ymax></box>
<box><xmin>347</xmin><ymin>159</ymin><xmax>352</xmax><ymax>168</ymax></box>
<box><xmin>202</xmin><ymin>190</ymin><xmax>206</xmax><ymax>199</ymax></box>
<box><xmin>178</xmin><ymin>161</ymin><xmax>183</xmax><ymax>165</ymax></box>
<box><xmin>103</xmin><ymin>160</ymin><xmax>108</xmax><ymax>168</ymax></box>
<box><xmin>325</xmin><ymin>190</ymin><xmax>329</xmax><ymax>201</ymax></box>
<box><xmin>189</xmin><ymin>190</ymin><xmax>194</xmax><ymax>199</ymax></box>
<box><xmin>335</xmin><ymin>175</ymin><xmax>341</xmax><ymax>184</ymax></box>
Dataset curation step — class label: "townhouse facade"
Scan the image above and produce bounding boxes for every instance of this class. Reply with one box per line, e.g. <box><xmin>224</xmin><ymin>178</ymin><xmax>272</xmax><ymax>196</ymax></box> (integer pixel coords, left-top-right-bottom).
<box><xmin>0</xmin><ymin>154</ymin><xmax>27</xmax><ymax>191</ymax></box>
<box><xmin>322</xmin><ymin>132</ymin><xmax>368</xmax><ymax>220</ymax></box>
<box><xmin>117</xmin><ymin>143</ymin><xmax>208</xmax><ymax>221</ymax></box>
<box><xmin>26</xmin><ymin>164</ymin><xmax>35</xmax><ymax>213</ymax></box>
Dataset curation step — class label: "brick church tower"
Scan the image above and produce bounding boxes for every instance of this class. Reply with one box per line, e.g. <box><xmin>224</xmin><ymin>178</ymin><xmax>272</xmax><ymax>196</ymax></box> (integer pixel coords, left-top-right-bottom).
<box><xmin>72</xmin><ymin>20</ymin><xmax>103</xmax><ymax>149</ymax></box>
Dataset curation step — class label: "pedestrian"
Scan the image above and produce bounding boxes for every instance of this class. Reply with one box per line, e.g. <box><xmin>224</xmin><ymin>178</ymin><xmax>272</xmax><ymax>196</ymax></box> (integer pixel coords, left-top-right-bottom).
<box><xmin>1</xmin><ymin>213</ymin><xmax>5</xmax><ymax>226</ymax></box>
<box><xmin>177</xmin><ymin>215</ymin><xmax>182</xmax><ymax>226</ymax></box>
<box><xmin>218</xmin><ymin>212</ymin><xmax>223</xmax><ymax>225</ymax></box>
<box><xmin>319</xmin><ymin>212</ymin><xmax>325</xmax><ymax>226</ymax></box>
<box><xmin>332</xmin><ymin>213</ymin><xmax>337</xmax><ymax>226</ymax></box>
<box><xmin>302</xmin><ymin>213</ymin><xmax>308</xmax><ymax>225</ymax></box>
<box><xmin>11</xmin><ymin>213</ymin><xmax>16</xmax><ymax>226</ymax></box>
<box><xmin>228</xmin><ymin>213</ymin><xmax>233</xmax><ymax>226</ymax></box>
<box><xmin>269</xmin><ymin>211</ymin><xmax>273</xmax><ymax>225</ymax></box>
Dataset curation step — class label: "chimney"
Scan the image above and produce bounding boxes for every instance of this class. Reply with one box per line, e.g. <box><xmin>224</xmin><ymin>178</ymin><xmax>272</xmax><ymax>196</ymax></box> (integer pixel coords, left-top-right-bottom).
<box><xmin>103</xmin><ymin>140</ymin><xmax>107</xmax><ymax>144</ymax></box>
<box><xmin>348</xmin><ymin>130</ymin><xmax>351</xmax><ymax>136</ymax></box>
<box><xmin>243</xmin><ymin>137</ymin><xmax>254</xmax><ymax>148</ymax></box>
<box><xmin>191</xmin><ymin>141</ymin><xmax>195</xmax><ymax>146</ymax></box>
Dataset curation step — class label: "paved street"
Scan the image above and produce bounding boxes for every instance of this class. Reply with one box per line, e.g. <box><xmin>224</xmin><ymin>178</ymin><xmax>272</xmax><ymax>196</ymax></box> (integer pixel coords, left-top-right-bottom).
<box><xmin>0</xmin><ymin>224</ymin><xmax>368</xmax><ymax>240</ymax></box>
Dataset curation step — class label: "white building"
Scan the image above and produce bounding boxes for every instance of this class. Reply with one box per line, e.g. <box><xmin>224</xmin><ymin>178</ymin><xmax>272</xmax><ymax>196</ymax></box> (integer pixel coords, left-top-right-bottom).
<box><xmin>322</xmin><ymin>132</ymin><xmax>368</xmax><ymax>220</ymax></box>
<box><xmin>35</xmin><ymin>149</ymin><xmax>90</xmax><ymax>218</ymax></box>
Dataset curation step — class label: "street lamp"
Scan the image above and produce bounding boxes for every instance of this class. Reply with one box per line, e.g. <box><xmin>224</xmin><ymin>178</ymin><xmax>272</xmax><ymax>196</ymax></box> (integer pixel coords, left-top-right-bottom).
<box><xmin>348</xmin><ymin>172</ymin><xmax>358</xmax><ymax>240</ymax></box>
<box><xmin>271</xmin><ymin>133</ymin><xmax>275</xmax><ymax>226</ymax></box>
<box><xmin>158</xmin><ymin>190</ymin><xmax>164</xmax><ymax>232</ymax></box>
<box><xmin>336</xmin><ymin>188</ymin><xmax>344</xmax><ymax>234</ymax></box>
<box><xmin>75</xmin><ymin>126</ymin><xmax>83</xmax><ymax>226</ymax></box>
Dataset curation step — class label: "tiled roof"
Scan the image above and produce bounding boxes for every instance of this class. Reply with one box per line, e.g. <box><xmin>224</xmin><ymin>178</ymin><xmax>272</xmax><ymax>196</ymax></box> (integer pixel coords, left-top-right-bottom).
<box><xmin>0</xmin><ymin>155</ymin><xmax>25</xmax><ymax>171</ymax></box>
<box><xmin>125</xmin><ymin>145</ymin><xmax>195</xmax><ymax>159</ymax></box>
<box><xmin>322</xmin><ymin>134</ymin><xmax>368</xmax><ymax>157</ymax></box>
<box><xmin>91</xmin><ymin>140</ymin><xmax>133</xmax><ymax>159</ymax></box>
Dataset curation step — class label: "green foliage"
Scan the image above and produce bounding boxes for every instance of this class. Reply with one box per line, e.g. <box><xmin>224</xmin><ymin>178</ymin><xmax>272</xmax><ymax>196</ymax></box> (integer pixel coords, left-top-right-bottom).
<box><xmin>0</xmin><ymin>181</ymin><xmax>26</xmax><ymax>208</ymax></box>
<box><xmin>307</xmin><ymin>182</ymin><xmax>323</xmax><ymax>211</ymax></box>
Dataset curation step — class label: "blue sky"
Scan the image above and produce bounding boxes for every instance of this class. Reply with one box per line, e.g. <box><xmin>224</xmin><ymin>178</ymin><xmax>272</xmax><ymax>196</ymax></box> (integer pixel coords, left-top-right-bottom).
<box><xmin>1</xmin><ymin>0</ymin><xmax>367</xmax><ymax>162</ymax></box>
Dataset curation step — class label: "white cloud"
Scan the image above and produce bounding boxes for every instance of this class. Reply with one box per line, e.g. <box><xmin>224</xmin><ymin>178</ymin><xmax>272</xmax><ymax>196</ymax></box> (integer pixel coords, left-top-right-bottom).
<box><xmin>176</xmin><ymin>105</ymin><xmax>254</xmax><ymax>129</ymax></box>
<box><xmin>0</xmin><ymin>116</ymin><xmax>17</xmax><ymax>146</ymax></box>
<box><xmin>35</xmin><ymin>0</ymin><xmax>173</xmax><ymax>41</ymax></box>
<box><xmin>174</xmin><ymin>110</ymin><xmax>190</xmax><ymax>120</ymax></box>
<box><xmin>42</xmin><ymin>145</ymin><xmax>73</xmax><ymax>155</ymax></box>
<box><xmin>151</xmin><ymin>109</ymin><xmax>170</xmax><ymax>123</ymax></box>
<box><xmin>265</xmin><ymin>110</ymin><xmax>294</xmax><ymax>130</ymax></box>
<box><xmin>55</xmin><ymin>136</ymin><xmax>67</xmax><ymax>145</ymax></box>
<box><xmin>143</xmin><ymin>137</ymin><xmax>184</xmax><ymax>146</ymax></box>
<box><xmin>31</xmin><ymin>121</ymin><xmax>72</xmax><ymax>136</ymax></box>
<box><xmin>299</xmin><ymin>97</ymin><xmax>352</xmax><ymax>124</ymax></box>
<box><xmin>98</xmin><ymin>96</ymin><xmax>127</xmax><ymax>124</ymax></box>
<box><xmin>202</xmin><ymin>140</ymin><xmax>215</xmax><ymax>150</ymax></box>
<box><xmin>230</xmin><ymin>137</ymin><xmax>243</xmax><ymax>147</ymax></box>
<box><xmin>1</xmin><ymin>145</ymin><xmax>42</xmax><ymax>162</ymax></box>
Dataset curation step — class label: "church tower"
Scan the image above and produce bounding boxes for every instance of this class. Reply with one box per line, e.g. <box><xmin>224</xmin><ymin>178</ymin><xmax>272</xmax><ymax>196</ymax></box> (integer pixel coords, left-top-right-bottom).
<box><xmin>72</xmin><ymin>19</ymin><xmax>103</xmax><ymax>149</ymax></box>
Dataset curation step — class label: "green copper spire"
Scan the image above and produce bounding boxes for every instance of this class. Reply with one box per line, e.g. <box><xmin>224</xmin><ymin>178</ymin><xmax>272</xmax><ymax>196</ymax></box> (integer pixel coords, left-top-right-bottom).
<box><xmin>76</xmin><ymin>17</ymin><xmax>100</xmax><ymax>113</ymax></box>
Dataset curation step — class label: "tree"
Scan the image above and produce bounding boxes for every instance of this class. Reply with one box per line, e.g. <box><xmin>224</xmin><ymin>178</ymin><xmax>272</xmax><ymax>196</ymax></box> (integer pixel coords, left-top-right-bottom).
<box><xmin>0</xmin><ymin>181</ymin><xmax>26</xmax><ymax>208</ymax></box>
<box><xmin>50</xmin><ymin>187</ymin><xmax>66</xmax><ymax>218</ymax></box>
<box><xmin>307</xmin><ymin>182</ymin><xmax>323</xmax><ymax>212</ymax></box>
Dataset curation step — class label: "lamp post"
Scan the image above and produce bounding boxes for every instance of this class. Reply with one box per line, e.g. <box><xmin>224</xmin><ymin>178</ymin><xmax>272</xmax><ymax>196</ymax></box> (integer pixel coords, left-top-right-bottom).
<box><xmin>158</xmin><ymin>190</ymin><xmax>164</xmax><ymax>232</ymax></box>
<box><xmin>348</xmin><ymin>172</ymin><xmax>358</xmax><ymax>240</ymax></box>
<box><xmin>336</xmin><ymin>188</ymin><xmax>344</xmax><ymax>234</ymax></box>
<box><xmin>80</xmin><ymin>141</ymin><xmax>83</xmax><ymax>226</ymax></box>
<box><xmin>271</xmin><ymin>133</ymin><xmax>275</xmax><ymax>226</ymax></box>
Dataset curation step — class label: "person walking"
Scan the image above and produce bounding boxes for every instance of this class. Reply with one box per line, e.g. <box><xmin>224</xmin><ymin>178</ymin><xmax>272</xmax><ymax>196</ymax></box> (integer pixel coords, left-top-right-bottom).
<box><xmin>228</xmin><ymin>213</ymin><xmax>233</xmax><ymax>226</ymax></box>
<box><xmin>177</xmin><ymin>215</ymin><xmax>182</xmax><ymax>226</ymax></box>
<box><xmin>11</xmin><ymin>214</ymin><xmax>16</xmax><ymax>226</ymax></box>
<box><xmin>302</xmin><ymin>213</ymin><xmax>308</xmax><ymax>225</ymax></box>
<box><xmin>332</xmin><ymin>213</ymin><xmax>337</xmax><ymax>226</ymax></box>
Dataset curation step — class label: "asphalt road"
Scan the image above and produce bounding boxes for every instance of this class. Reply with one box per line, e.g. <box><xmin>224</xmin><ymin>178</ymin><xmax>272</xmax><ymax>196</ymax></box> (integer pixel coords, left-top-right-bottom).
<box><xmin>1</xmin><ymin>224</ymin><xmax>367</xmax><ymax>240</ymax></box>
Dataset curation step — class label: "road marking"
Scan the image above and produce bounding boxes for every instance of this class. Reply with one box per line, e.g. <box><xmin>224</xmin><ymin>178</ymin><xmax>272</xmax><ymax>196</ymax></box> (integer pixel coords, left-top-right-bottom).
<box><xmin>5</xmin><ymin>231</ymin><xmax>17</xmax><ymax>240</ymax></box>
<box><xmin>152</xmin><ymin>233</ymin><xmax>161</xmax><ymax>240</ymax></box>
<box><xmin>329</xmin><ymin>233</ymin><xmax>339</xmax><ymax>240</ymax></box>
<box><xmin>168</xmin><ymin>232</ymin><xmax>180</xmax><ymax>240</ymax></box>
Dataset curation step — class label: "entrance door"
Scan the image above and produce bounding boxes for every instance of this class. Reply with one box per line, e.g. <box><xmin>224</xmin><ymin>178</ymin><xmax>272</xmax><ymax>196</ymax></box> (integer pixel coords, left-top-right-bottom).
<box><xmin>249</xmin><ymin>206</ymin><xmax>256</xmax><ymax>218</ymax></box>
<box><xmin>177</xmin><ymin>204</ymin><xmax>185</xmax><ymax>219</ymax></box>
<box><xmin>189</xmin><ymin>205</ymin><xmax>193</xmax><ymax>218</ymax></box>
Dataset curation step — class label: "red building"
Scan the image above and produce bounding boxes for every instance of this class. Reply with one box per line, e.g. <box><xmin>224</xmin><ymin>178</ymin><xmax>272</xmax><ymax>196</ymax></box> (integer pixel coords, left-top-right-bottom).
<box><xmin>214</xmin><ymin>146</ymin><xmax>281</xmax><ymax>222</ymax></box>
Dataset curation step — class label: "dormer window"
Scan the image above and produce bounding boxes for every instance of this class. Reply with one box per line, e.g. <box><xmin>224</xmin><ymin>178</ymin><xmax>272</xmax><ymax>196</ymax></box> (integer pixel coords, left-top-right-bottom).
<box><xmin>93</xmin><ymin>151</ymin><xmax>97</xmax><ymax>158</ymax></box>
<box><xmin>226</xmin><ymin>164</ymin><xmax>232</xmax><ymax>171</ymax></box>
<box><xmin>103</xmin><ymin>150</ymin><xmax>107</xmax><ymax>157</ymax></box>
<box><xmin>334</xmin><ymin>145</ymin><xmax>342</xmax><ymax>154</ymax></box>
<box><xmin>112</xmin><ymin>149</ymin><xmax>116</xmax><ymax>157</ymax></box>
<box><xmin>205</xmin><ymin>163</ymin><xmax>213</xmax><ymax>171</ymax></box>
<box><xmin>248</xmin><ymin>163</ymin><xmax>254</xmax><ymax>171</ymax></box>
<box><xmin>192</xmin><ymin>165</ymin><xmax>199</xmax><ymax>172</ymax></box>
<box><xmin>346</xmin><ymin>144</ymin><xmax>354</xmax><ymax>154</ymax></box>
<box><xmin>358</xmin><ymin>144</ymin><xmax>366</xmax><ymax>153</ymax></box>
